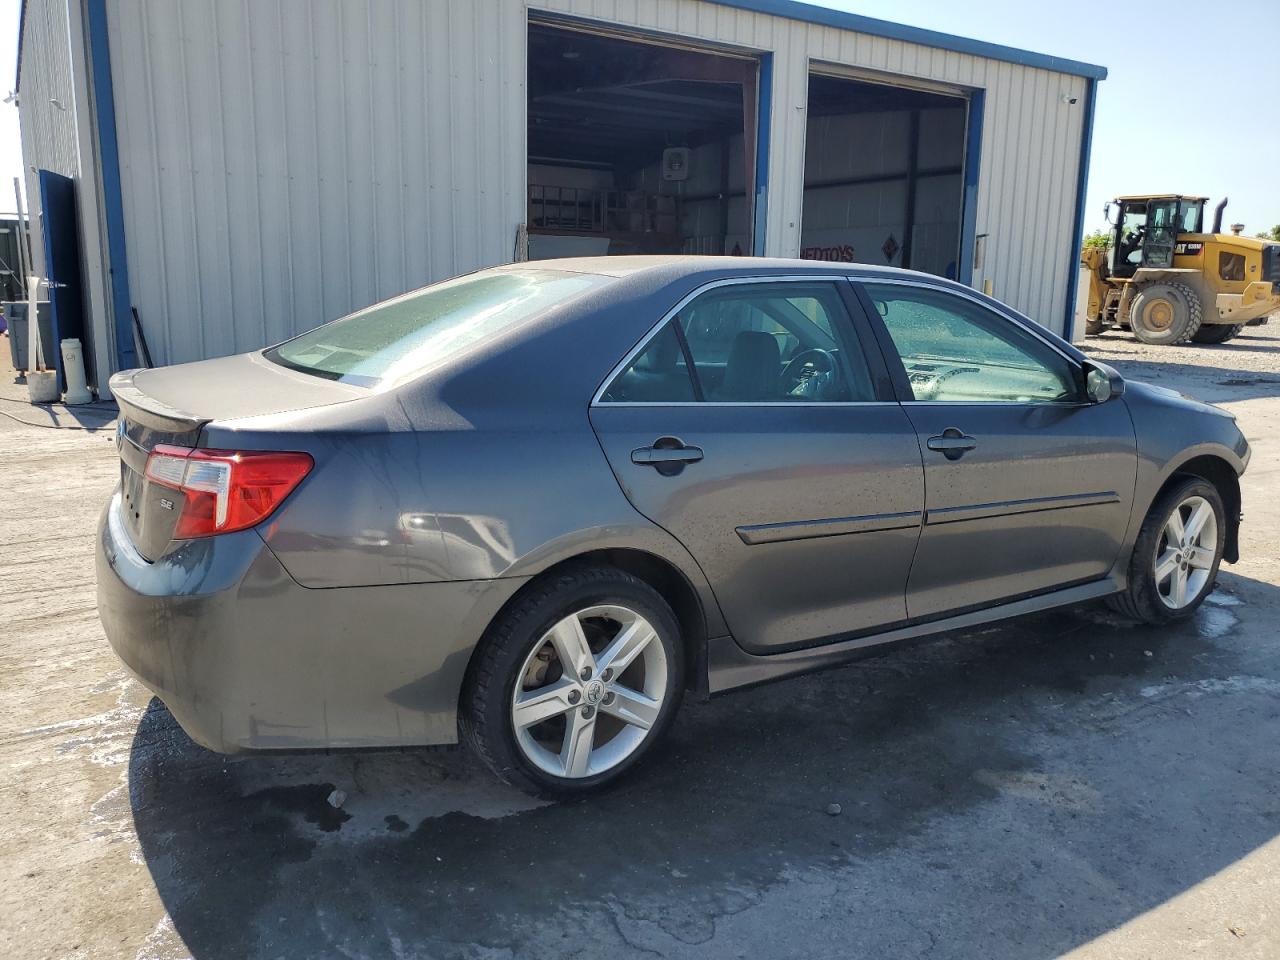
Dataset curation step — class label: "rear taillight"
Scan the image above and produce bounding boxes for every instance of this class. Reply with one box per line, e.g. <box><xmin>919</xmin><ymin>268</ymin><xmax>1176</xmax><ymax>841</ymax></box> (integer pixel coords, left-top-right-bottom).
<box><xmin>144</xmin><ymin>445</ymin><xmax>313</xmax><ymax>539</ymax></box>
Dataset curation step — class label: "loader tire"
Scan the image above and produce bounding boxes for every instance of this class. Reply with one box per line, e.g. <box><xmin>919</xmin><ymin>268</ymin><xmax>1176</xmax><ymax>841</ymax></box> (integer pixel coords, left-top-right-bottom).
<box><xmin>1129</xmin><ymin>282</ymin><xmax>1203</xmax><ymax>345</ymax></box>
<box><xmin>1191</xmin><ymin>323</ymin><xmax>1244</xmax><ymax>344</ymax></box>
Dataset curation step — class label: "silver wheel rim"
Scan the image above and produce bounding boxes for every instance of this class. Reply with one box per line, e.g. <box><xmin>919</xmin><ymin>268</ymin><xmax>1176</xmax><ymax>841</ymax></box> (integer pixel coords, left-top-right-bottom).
<box><xmin>511</xmin><ymin>604</ymin><xmax>667</xmax><ymax>779</ymax></box>
<box><xmin>1154</xmin><ymin>495</ymin><xmax>1218</xmax><ymax>610</ymax></box>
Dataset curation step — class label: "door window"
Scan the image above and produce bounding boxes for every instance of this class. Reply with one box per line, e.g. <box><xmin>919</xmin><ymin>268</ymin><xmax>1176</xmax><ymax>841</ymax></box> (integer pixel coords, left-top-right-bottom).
<box><xmin>861</xmin><ymin>283</ymin><xmax>1081</xmax><ymax>403</ymax></box>
<box><xmin>600</xmin><ymin>282</ymin><xmax>876</xmax><ymax>403</ymax></box>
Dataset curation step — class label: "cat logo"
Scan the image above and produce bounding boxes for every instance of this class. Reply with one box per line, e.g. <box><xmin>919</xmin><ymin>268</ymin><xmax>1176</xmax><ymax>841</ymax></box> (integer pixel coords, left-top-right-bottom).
<box><xmin>1174</xmin><ymin>242</ymin><xmax>1203</xmax><ymax>256</ymax></box>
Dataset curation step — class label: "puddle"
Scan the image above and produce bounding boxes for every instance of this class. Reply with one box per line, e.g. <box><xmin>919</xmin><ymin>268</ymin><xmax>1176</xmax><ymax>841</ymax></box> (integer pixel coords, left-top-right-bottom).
<box><xmin>1196</xmin><ymin>604</ymin><xmax>1238</xmax><ymax>639</ymax></box>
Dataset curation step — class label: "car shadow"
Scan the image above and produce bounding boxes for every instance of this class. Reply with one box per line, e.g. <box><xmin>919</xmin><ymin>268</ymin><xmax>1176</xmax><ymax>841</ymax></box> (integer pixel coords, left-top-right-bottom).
<box><xmin>128</xmin><ymin>571</ymin><xmax>1280</xmax><ymax>959</ymax></box>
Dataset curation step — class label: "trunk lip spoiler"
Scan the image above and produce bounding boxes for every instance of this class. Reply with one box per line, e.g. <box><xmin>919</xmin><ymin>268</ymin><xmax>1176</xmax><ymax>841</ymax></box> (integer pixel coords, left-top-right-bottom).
<box><xmin>109</xmin><ymin>369</ymin><xmax>211</xmax><ymax>435</ymax></box>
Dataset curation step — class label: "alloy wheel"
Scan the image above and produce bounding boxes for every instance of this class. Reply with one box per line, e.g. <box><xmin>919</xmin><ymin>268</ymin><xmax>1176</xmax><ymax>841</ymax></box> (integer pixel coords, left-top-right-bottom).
<box><xmin>510</xmin><ymin>604</ymin><xmax>668</xmax><ymax>779</ymax></box>
<box><xmin>1154</xmin><ymin>494</ymin><xmax>1218</xmax><ymax>609</ymax></box>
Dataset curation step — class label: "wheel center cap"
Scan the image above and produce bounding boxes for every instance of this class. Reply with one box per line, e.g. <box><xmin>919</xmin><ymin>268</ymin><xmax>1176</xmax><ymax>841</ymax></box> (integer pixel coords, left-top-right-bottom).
<box><xmin>584</xmin><ymin>679</ymin><xmax>605</xmax><ymax>705</ymax></box>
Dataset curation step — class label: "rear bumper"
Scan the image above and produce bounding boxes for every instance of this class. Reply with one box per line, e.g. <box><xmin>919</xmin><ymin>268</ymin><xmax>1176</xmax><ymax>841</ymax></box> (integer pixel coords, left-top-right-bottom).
<box><xmin>96</xmin><ymin>492</ymin><xmax>527</xmax><ymax>752</ymax></box>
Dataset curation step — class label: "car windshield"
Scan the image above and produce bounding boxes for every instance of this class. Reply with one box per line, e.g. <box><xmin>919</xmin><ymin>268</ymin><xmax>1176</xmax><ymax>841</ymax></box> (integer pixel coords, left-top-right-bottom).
<box><xmin>265</xmin><ymin>268</ymin><xmax>607</xmax><ymax>386</ymax></box>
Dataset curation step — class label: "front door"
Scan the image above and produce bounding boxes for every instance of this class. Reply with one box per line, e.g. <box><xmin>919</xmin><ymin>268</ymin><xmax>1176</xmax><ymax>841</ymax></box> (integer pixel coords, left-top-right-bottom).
<box><xmin>1142</xmin><ymin>198</ymin><xmax>1179</xmax><ymax>269</ymax></box>
<box><xmin>855</xmin><ymin>280</ymin><xmax>1138</xmax><ymax>620</ymax></box>
<box><xmin>590</xmin><ymin>278</ymin><xmax>924</xmax><ymax>653</ymax></box>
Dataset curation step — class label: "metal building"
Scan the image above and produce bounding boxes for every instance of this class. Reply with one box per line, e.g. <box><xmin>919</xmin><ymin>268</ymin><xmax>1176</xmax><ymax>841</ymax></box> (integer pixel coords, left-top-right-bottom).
<box><xmin>15</xmin><ymin>0</ymin><xmax>1105</xmax><ymax>396</ymax></box>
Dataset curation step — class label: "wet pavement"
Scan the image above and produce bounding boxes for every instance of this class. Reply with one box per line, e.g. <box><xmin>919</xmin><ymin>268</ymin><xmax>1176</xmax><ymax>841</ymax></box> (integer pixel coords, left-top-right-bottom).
<box><xmin>2</xmin><ymin>328</ymin><xmax>1278</xmax><ymax>959</ymax></box>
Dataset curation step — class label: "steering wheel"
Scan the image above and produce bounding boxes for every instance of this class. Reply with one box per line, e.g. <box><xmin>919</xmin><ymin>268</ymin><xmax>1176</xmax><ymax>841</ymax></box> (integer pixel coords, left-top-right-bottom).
<box><xmin>781</xmin><ymin>347</ymin><xmax>839</xmax><ymax>398</ymax></box>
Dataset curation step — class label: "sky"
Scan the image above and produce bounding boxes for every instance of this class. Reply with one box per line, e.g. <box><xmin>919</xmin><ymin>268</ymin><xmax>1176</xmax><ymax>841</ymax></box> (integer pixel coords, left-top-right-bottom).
<box><xmin>1</xmin><ymin>0</ymin><xmax>1277</xmax><ymax>234</ymax></box>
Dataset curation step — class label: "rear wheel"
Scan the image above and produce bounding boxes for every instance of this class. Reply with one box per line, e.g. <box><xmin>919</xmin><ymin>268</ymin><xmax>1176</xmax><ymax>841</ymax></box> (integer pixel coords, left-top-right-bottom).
<box><xmin>461</xmin><ymin>565</ymin><xmax>684</xmax><ymax>797</ymax></box>
<box><xmin>1129</xmin><ymin>282</ymin><xmax>1203</xmax><ymax>345</ymax></box>
<box><xmin>1191</xmin><ymin>323</ymin><xmax>1244</xmax><ymax>344</ymax></box>
<box><xmin>1109</xmin><ymin>478</ymin><xmax>1225</xmax><ymax>623</ymax></box>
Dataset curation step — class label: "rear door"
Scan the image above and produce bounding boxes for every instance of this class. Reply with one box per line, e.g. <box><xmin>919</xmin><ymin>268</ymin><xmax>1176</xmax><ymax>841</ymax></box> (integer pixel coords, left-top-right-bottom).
<box><xmin>589</xmin><ymin>277</ymin><xmax>924</xmax><ymax>653</ymax></box>
<box><xmin>854</xmin><ymin>280</ymin><xmax>1138</xmax><ymax>620</ymax></box>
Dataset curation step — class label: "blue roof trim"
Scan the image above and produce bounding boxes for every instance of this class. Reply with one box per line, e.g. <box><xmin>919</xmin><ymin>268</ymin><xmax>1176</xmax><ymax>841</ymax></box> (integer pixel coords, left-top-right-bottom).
<box><xmin>1063</xmin><ymin>77</ymin><xmax>1098</xmax><ymax>338</ymax></box>
<box><xmin>85</xmin><ymin>0</ymin><xmax>138</xmax><ymax>370</ymax></box>
<box><xmin>14</xmin><ymin>0</ymin><xmax>28</xmax><ymax>92</ymax></box>
<box><xmin>703</xmin><ymin>0</ymin><xmax>1108</xmax><ymax>80</ymax></box>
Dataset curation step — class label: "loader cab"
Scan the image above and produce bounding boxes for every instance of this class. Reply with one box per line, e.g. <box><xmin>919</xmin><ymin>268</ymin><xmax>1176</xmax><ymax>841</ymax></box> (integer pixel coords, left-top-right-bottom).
<box><xmin>1106</xmin><ymin>195</ymin><xmax>1206</xmax><ymax>279</ymax></box>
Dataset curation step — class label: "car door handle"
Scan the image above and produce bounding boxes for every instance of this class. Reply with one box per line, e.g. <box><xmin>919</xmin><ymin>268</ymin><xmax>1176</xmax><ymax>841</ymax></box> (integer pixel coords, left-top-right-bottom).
<box><xmin>631</xmin><ymin>441</ymin><xmax>704</xmax><ymax>466</ymax></box>
<box><xmin>926</xmin><ymin>428</ymin><xmax>977</xmax><ymax>460</ymax></box>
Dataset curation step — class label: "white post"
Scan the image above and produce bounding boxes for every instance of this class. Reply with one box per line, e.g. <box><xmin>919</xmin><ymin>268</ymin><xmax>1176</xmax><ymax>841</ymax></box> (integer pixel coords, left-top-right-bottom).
<box><xmin>61</xmin><ymin>338</ymin><xmax>93</xmax><ymax>404</ymax></box>
<box><xmin>13</xmin><ymin>178</ymin><xmax>30</xmax><ymax>300</ymax></box>
<box><xmin>27</xmin><ymin>274</ymin><xmax>40</xmax><ymax>369</ymax></box>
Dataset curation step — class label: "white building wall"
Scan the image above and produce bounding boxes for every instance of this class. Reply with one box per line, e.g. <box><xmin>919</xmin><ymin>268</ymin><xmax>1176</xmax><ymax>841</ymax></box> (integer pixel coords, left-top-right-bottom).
<box><xmin>106</xmin><ymin>0</ymin><xmax>527</xmax><ymax>365</ymax></box>
<box><xmin>101</xmin><ymin>0</ymin><xmax>1089</xmax><ymax>366</ymax></box>
<box><xmin>17</xmin><ymin>0</ymin><xmax>118</xmax><ymax>393</ymax></box>
<box><xmin>16</xmin><ymin>0</ymin><xmax>82</xmax><ymax>280</ymax></box>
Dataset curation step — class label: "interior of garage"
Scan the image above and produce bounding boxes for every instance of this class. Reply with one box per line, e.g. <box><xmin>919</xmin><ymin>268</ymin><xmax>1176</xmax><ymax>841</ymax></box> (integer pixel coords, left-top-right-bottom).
<box><xmin>526</xmin><ymin>22</ymin><xmax>756</xmax><ymax>260</ymax></box>
<box><xmin>802</xmin><ymin>73</ymin><xmax>968</xmax><ymax>278</ymax></box>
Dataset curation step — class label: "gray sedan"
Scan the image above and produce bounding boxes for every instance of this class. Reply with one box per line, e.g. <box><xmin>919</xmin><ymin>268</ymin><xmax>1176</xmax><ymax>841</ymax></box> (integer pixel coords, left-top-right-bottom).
<box><xmin>97</xmin><ymin>257</ymin><xmax>1249</xmax><ymax>795</ymax></box>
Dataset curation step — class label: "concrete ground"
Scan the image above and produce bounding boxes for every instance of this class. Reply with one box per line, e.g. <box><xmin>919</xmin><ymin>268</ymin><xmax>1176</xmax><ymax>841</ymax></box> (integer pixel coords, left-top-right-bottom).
<box><xmin>1</xmin><ymin>324</ymin><xmax>1278</xmax><ymax>960</ymax></box>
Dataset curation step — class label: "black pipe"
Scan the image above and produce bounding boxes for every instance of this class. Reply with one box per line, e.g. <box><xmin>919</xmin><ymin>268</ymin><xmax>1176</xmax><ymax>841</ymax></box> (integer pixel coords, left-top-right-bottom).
<box><xmin>131</xmin><ymin>307</ymin><xmax>154</xmax><ymax>369</ymax></box>
<box><xmin>1212</xmin><ymin>197</ymin><xmax>1228</xmax><ymax>235</ymax></box>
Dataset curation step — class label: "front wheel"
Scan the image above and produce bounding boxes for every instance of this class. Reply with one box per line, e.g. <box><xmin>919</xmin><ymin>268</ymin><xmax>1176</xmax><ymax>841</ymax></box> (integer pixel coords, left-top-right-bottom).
<box><xmin>461</xmin><ymin>565</ymin><xmax>684</xmax><ymax>797</ymax></box>
<box><xmin>1109</xmin><ymin>478</ymin><xmax>1225</xmax><ymax>623</ymax></box>
<box><xmin>1129</xmin><ymin>282</ymin><xmax>1203</xmax><ymax>345</ymax></box>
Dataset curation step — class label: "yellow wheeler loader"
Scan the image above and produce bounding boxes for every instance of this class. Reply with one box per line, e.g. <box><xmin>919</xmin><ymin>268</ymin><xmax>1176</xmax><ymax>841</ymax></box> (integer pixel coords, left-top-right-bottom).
<box><xmin>1081</xmin><ymin>195</ymin><xmax>1280</xmax><ymax>344</ymax></box>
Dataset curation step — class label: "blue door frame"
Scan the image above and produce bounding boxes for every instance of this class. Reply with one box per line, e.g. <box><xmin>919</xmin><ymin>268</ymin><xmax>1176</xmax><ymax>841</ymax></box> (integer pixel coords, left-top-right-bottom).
<box><xmin>956</xmin><ymin>88</ymin><xmax>985</xmax><ymax>288</ymax></box>
<box><xmin>85</xmin><ymin>0</ymin><xmax>138</xmax><ymax>373</ymax></box>
<box><xmin>751</xmin><ymin>53</ymin><xmax>773</xmax><ymax>256</ymax></box>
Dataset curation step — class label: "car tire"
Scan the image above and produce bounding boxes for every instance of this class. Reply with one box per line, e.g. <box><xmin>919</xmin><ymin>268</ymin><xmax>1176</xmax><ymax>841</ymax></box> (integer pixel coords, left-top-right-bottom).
<box><xmin>1190</xmin><ymin>323</ymin><xmax>1244</xmax><ymax>344</ymax></box>
<box><xmin>1129</xmin><ymin>282</ymin><xmax>1203</xmax><ymax>345</ymax></box>
<box><xmin>1108</xmin><ymin>477</ymin><xmax>1225</xmax><ymax>623</ymax></box>
<box><xmin>461</xmin><ymin>564</ymin><xmax>684</xmax><ymax>797</ymax></box>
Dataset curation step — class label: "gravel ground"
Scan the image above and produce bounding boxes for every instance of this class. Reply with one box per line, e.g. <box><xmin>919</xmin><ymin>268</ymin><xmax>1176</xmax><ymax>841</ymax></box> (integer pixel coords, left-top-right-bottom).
<box><xmin>1</xmin><ymin>325</ymin><xmax>1278</xmax><ymax>960</ymax></box>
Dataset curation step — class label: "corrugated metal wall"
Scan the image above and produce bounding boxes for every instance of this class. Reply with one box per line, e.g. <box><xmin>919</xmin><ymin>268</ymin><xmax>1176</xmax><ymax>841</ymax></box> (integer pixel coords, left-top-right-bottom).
<box><xmin>17</xmin><ymin>0</ymin><xmax>83</xmax><ymax>279</ymax></box>
<box><xmin>106</xmin><ymin>0</ymin><xmax>526</xmax><ymax>364</ymax></box>
<box><xmin>103</xmin><ymin>0</ymin><xmax>1088</xmax><ymax>365</ymax></box>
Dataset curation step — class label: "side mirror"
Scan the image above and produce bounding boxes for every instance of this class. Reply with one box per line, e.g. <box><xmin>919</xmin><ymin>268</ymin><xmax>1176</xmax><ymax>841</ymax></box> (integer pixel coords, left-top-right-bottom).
<box><xmin>1103</xmin><ymin>202</ymin><xmax>1113</xmax><ymax>224</ymax></box>
<box><xmin>1084</xmin><ymin>361</ymin><xmax>1124</xmax><ymax>403</ymax></box>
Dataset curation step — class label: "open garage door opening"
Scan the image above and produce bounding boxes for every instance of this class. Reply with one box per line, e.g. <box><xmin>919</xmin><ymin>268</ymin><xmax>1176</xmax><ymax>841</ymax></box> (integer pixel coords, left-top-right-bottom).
<box><xmin>803</xmin><ymin>73</ymin><xmax>969</xmax><ymax>278</ymax></box>
<box><xmin>527</xmin><ymin>21</ymin><xmax>759</xmax><ymax>260</ymax></box>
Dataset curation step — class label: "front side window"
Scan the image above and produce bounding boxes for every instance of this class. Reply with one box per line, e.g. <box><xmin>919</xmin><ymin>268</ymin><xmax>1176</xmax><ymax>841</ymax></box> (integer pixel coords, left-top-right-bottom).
<box><xmin>861</xmin><ymin>283</ymin><xmax>1080</xmax><ymax>403</ymax></box>
<box><xmin>600</xmin><ymin>282</ymin><xmax>876</xmax><ymax>403</ymax></box>
<box><xmin>266</xmin><ymin>268</ymin><xmax>607</xmax><ymax>386</ymax></box>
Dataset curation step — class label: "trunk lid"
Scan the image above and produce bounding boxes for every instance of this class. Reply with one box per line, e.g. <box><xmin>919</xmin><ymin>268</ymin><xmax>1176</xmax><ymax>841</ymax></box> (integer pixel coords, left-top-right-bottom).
<box><xmin>110</xmin><ymin>352</ymin><xmax>364</xmax><ymax>560</ymax></box>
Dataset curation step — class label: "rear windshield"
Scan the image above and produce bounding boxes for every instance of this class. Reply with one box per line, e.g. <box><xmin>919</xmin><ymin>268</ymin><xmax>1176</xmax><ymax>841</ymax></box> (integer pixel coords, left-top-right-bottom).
<box><xmin>265</xmin><ymin>268</ymin><xmax>607</xmax><ymax>386</ymax></box>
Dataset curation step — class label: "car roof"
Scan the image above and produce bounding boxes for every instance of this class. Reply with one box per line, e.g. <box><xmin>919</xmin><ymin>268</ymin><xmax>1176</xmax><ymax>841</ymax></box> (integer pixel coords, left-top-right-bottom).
<box><xmin>493</xmin><ymin>255</ymin><xmax>948</xmax><ymax>284</ymax></box>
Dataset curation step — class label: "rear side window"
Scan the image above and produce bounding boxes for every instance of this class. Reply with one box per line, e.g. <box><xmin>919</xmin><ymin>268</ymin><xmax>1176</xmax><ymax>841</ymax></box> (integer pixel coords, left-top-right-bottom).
<box><xmin>266</xmin><ymin>269</ymin><xmax>606</xmax><ymax>386</ymax></box>
<box><xmin>600</xmin><ymin>282</ymin><xmax>877</xmax><ymax>403</ymax></box>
